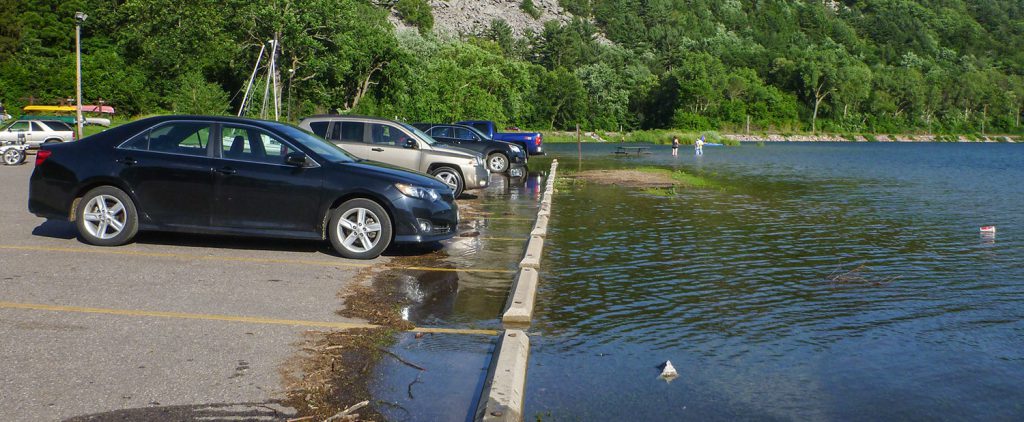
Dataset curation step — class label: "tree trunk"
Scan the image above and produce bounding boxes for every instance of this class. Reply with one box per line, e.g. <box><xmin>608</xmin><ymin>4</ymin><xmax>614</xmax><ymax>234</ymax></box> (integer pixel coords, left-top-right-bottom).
<box><xmin>349</xmin><ymin>62</ymin><xmax>383</xmax><ymax>112</ymax></box>
<box><xmin>981</xmin><ymin>104</ymin><xmax>987</xmax><ymax>135</ymax></box>
<box><xmin>812</xmin><ymin>82</ymin><xmax>828</xmax><ymax>134</ymax></box>
<box><xmin>813</xmin><ymin>96</ymin><xmax>824</xmax><ymax>133</ymax></box>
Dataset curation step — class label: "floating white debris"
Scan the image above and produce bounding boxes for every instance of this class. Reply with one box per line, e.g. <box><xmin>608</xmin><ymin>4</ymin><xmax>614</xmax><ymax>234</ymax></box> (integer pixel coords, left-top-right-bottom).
<box><xmin>980</xmin><ymin>226</ymin><xmax>996</xmax><ymax>233</ymax></box>
<box><xmin>659</xmin><ymin>360</ymin><xmax>678</xmax><ymax>382</ymax></box>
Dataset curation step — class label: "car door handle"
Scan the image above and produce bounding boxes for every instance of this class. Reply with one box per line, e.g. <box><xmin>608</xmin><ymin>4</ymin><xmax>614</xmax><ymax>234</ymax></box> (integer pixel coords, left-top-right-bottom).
<box><xmin>118</xmin><ymin>157</ymin><xmax>138</xmax><ymax>166</ymax></box>
<box><xmin>214</xmin><ymin>167</ymin><xmax>237</xmax><ymax>175</ymax></box>
<box><xmin>371</xmin><ymin>147</ymin><xmax>384</xmax><ymax>152</ymax></box>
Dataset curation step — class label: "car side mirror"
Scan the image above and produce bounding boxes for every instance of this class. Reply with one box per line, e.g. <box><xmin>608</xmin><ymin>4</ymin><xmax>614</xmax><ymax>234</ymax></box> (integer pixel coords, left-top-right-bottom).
<box><xmin>285</xmin><ymin>151</ymin><xmax>309</xmax><ymax>167</ymax></box>
<box><xmin>404</xmin><ymin>139</ymin><xmax>418</xmax><ymax>149</ymax></box>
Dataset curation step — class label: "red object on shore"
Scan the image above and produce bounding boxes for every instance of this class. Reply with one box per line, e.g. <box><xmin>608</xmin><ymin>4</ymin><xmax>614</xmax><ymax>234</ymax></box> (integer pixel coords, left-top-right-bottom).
<box><xmin>980</xmin><ymin>226</ymin><xmax>996</xmax><ymax>233</ymax></box>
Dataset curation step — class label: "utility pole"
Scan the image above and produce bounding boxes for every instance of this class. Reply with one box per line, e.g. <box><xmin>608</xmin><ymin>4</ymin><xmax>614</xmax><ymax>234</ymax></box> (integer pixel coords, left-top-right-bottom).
<box><xmin>74</xmin><ymin>11</ymin><xmax>88</xmax><ymax>140</ymax></box>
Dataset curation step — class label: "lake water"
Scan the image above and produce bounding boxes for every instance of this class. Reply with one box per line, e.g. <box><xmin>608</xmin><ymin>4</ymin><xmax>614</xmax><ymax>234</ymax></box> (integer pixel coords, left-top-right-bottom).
<box><xmin>525</xmin><ymin>142</ymin><xmax>1024</xmax><ymax>420</ymax></box>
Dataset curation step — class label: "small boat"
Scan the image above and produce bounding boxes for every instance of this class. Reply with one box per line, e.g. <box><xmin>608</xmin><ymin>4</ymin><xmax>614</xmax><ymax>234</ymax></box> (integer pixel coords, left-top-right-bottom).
<box><xmin>980</xmin><ymin>226</ymin><xmax>996</xmax><ymax>233</ymax></box>
<box><xmin>23</xmin><ymin>105</ymin><xmax>116</xmax><ymax>114</ymax></box>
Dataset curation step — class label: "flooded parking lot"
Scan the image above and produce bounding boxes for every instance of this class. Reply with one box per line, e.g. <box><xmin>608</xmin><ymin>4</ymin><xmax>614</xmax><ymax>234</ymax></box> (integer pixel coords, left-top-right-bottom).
<box><xmin>0</xmin><ymin>158</ymin><xmax>552</xmax><ymax>421</ymax></box>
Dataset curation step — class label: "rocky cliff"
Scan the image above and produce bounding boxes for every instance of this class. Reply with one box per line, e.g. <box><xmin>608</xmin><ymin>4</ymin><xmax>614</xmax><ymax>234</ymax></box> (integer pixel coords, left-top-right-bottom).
<box><xmin>390</xmin><ymin>0</ymin><xmax>572</xmax><ymax>37</ymax></box>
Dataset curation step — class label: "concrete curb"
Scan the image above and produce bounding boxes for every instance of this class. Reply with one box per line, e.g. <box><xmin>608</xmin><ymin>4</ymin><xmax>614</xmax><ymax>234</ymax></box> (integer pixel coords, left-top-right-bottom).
<box><xmin>477</xmin><ymin>330</ymin><xmax>530</xmax><ymax>422</ymax></box>
<box><xmin>478</xmin><ymin>160</ymin><xmax>557</xmax><ymax>422</ymax></box>
<box><xmin>501</xmin><ymin>268</ymin><xmax>539</xmax><ymax>324</ymax></box>
<box><xmin>518</xmin><ymin>235</ymin><xmax>545</xmax><ymax>269</ymax></box>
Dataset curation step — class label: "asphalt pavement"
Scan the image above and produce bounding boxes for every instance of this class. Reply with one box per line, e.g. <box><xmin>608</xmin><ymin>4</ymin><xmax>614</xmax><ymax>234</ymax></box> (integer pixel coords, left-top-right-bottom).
<box><xmin>0</xmin><ymin>161</ymin><xmax>382</xmax><ymax>421</ymax></box>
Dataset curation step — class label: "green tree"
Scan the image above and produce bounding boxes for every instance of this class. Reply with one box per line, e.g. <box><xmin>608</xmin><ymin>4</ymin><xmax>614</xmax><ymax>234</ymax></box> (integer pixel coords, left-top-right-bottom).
<box><xmin>533</xmin><ymin>67</ymin><xmax>586</xmax><ymax>129</ymax></box>
<box><xmin>168</xmin><ymin>71</ymin><xmax>229</xmax><ymax>115</ymax></box>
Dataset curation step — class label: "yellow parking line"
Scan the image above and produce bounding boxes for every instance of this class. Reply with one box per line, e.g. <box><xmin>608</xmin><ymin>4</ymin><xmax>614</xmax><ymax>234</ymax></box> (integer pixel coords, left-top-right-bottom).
<box><xmin>476</xmin><ymin>217</ymin><xmax>534</xmax><ymax>221</ymax></box>
<box><xmin>0</xmin><ymin>244</ymin><xmax>514</xmax><ymax>274</ymax></box>
<box><xmin>413</xmin><ymin>327</ymin><xmax>499</xmax><ymax>336</ymax></box>
<box><xmin>0</xmin><ymin>301</ymin><xmax>378</xmax><ymax>330</ymax></box>
<box><xmin>0</xmin><ymin>301</ymin><xmax>499</xmax><ymax>336</ymax></box>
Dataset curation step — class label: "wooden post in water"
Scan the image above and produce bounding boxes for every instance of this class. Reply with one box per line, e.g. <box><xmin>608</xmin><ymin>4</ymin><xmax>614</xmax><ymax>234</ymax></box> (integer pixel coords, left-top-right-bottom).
<box><xmin>576</xmin><ymin>123</ymin><xmax>582</xmax><ymax>169</ymax></box>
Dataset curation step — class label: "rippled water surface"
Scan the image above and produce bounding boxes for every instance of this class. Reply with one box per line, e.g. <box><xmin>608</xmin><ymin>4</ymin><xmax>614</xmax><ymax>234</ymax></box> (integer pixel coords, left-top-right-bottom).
<box><xmin>526</xmin><ymin>142</ymin><xmax>1024</xmax><ymax>420</ymax></box>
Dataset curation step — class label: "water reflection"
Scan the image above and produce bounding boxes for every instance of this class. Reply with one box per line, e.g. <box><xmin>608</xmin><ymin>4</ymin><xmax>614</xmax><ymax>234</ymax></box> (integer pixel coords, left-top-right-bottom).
<box><xmin>396</xmin><ymin>267</ymin><xmax>460</xmax><ymax>325</ymax></box>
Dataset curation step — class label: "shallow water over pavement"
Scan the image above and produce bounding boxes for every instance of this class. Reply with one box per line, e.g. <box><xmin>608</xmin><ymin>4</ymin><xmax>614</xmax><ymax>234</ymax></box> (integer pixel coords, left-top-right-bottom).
<box><xmin>526</xmin><ymin>142</ymin><xmax>1024</xmax><ymax>420</ymax></box>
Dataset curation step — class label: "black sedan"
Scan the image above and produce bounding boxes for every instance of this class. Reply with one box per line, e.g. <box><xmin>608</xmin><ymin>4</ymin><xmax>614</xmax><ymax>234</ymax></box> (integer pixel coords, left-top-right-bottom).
<box><xmin>29</xmin><ymin>115</ymin><xmax>458</xmax><ymax>259</ymax></box>
<box><xmin>412</xmin><ymin>123</ymin><xmax>526</xmax><ymax>175</ymax></box>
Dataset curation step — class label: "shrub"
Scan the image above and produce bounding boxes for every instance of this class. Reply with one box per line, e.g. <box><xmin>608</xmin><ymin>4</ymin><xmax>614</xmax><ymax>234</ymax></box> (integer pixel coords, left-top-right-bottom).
<box><xmin>395</xmin><ymin>0</ymin><xmax>434</xmax><ymax>32</ymax></box>
<box><xmin>863</xmin><ymin>133</ymin><xmax>878</xmax><ymax>142</ymax></box>
<box><xmin>671</xmin><ymin>111</ymin><xmax>713</xmax><ymax>131</ymax></box>
<box><xmin>521</xmin><ymin>0</ymin><xmax>542</xmax><ymax>19</ymax></box>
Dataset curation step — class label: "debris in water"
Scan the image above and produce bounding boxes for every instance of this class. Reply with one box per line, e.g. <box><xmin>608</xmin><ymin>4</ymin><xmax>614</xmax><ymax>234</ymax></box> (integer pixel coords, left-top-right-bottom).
<box><xmin>826</xmin><ymin>264</ymin><xmax>899</xmax><ymax>286</ymax></box>
<box><xmin>980</xmin><ymin>225</ymin><xmax>996</xmax><ymax>233</ymax></box>
<box><xmin>659</xmin><ymin>360</ymin><xmax>678</xmax><ymax>383</ymax></box>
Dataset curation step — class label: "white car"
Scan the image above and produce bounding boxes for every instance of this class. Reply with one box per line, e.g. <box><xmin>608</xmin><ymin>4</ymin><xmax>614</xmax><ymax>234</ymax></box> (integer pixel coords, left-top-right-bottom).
<box><xmin>0</xmin><ymin>120</ymin><xmax>76</xmax><ymax>148</ymax></box>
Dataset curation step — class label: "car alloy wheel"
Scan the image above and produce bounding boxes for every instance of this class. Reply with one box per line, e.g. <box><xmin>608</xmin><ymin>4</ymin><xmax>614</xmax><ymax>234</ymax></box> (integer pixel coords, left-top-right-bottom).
<box><xmin>82</xmin><ymin>195</ymin><xmax>128</xmax><ymax>240</ymax></box>
<box><xmin>430</xmin><ymin>166</ymin><xmax>464</xmax><ymax>198</ymax></box>
<box><xmin>75</xmin><ymin>186</ymin><xmax>139</xmax><ymax>246</ymax></box>
<box><xmin>3</xmin><ymin>148</ymin><xmax>24</xmax><ymax>165</ymax></box>
<box><xmin>329</xmin><ymin>198</ymin><xmax>393</xmax><ymax>259</ymax></box>
<box><xmin>487</xmin><ymin>153</ymin><xmax>509</xmax><ymax>173</ymax></box>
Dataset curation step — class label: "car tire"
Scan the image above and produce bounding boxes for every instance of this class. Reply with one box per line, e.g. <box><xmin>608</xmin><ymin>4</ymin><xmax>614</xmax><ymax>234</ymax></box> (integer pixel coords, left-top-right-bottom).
<box><xmin>75</xmin><ymin>186</ymin><xmax>139</xmax><ymax>247</ymax></box>
<box><xmin>431</xmin><ymin>166</ymin><xmax>464</xmax><ymax>198</ymax></box>
<box><xmin>328</xmin><ymin>198</ymin><xmax>393</xmax><ymax>260</ymax></box>
<box><xmin>487</xmin><ymin>153</ymin><xmax>509</xmax><ymax>173</ymax></box>
<box><xmin>2</xmin><ymin>148</ymin><xmax>25</xmax><ymax>165</ymax></box>
<box><xmin>43</xmin><ymin>139</ymin><xmax>62</xmax><ymax>144</ymax></box>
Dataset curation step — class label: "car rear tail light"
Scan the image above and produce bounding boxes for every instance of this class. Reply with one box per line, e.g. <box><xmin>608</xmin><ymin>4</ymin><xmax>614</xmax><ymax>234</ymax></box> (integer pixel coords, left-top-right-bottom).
<box><xmin>35</xmin><ymin>150</ymin><xmax>51</xmax><ymax>166</ymax></box>
<box><xmin>535</xmin><ymin>135</ymin><xmax>541</xmax><ymax>146</ymax></box>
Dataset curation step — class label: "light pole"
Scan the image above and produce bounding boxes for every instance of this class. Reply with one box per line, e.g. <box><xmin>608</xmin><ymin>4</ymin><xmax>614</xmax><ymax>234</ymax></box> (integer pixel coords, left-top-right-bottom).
<box><xmin>74</xmin><ymin>11</ymin><xmax>87</xmax><ymax>140</ymax></box>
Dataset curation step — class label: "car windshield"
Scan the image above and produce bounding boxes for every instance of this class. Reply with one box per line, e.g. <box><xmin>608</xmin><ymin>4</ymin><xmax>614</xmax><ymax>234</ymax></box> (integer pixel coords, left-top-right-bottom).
<box><xmin>274</xmin><ymin>124</ymin><xmax>356</xmax><ymax>163</ymax></box>
<box><xmin>400</xmin><ymin>123</ymin><xmax>438</xmax><ymax>146</ymax></box>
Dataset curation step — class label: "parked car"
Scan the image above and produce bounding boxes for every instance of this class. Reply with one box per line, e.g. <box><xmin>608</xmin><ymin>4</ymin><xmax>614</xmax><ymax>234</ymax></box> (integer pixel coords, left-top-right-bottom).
<box><xmin>299</xmin><ymin>115</ymin><xmax>488</xmax><ymax>198</ymax></box>
<box><xmin>412</xmin><ymin>123</ymin><xmax>526</xmax><ymax>175</ymax></box>
<box><xmin>456</xmin><ymin>120</ymin><xmax>543</xmax><ymax>155</ymax></box>
<box><xmin>28</xmin><ymin>115</ymin><xmax>459</xmax><ymax>259</ymax></box>
<box><xmin>0</xmin><ymin>119</ymin><xmax>75</xmax><ymax>148</ymax></box>
<box><xmin>2</xmin><ymin>137</ymin><xmax>29</xmax><ymax>165</ymax></box>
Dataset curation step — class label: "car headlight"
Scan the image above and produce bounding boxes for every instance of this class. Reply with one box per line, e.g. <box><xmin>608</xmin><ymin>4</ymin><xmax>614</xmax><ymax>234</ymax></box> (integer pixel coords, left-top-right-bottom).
<box><xmin>396</xmin><ymin>183</ymin><xmax>441</xmax><ymax>202</ymax></box>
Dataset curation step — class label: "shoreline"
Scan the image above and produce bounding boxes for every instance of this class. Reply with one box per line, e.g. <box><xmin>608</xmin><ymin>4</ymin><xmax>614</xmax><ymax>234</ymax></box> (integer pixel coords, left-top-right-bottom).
<box><xmin>724</xmin><ymin>134</ymin><xmax>1018</xmax><ymax>143</ymax></box>
<box><xmin>540</xmin><ymin>130</ymin><xmax>1021</xmax><ymax>144</ymax></box>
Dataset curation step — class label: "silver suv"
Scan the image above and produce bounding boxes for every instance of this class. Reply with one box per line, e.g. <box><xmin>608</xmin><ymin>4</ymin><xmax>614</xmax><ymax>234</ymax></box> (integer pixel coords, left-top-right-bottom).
<box><xmin>300</xmin><ymin>115</ymin><xmax>488</xmax><ymax>197</ymax></box>
<box><xmin>0</xmin><ymin>119</ymin><xmax>75</xmax><ymax>148</ymax></box>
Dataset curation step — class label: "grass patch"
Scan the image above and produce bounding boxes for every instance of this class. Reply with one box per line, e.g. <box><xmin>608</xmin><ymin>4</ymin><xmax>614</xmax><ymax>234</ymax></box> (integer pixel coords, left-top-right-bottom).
<box><xmin>641</xmin><ymin>187</ymin><xmax>678</xmax><ymax>196</ymax></box>
<box><xmin>635</xmin><ymin>166</ymin><xmax>718</xmax><ymax>189</ymax></box>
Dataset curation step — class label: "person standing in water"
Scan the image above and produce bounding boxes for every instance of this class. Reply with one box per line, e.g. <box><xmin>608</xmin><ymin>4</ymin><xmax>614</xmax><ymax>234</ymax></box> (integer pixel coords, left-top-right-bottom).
<box><xmin>695</xmin><ymin>135</ymin><xmax>705</xmax><ymax>155</ymax></box>
<box><xmin>671</xmin><ymin>137</ymin><xmax>680</xmax><ymax>156</ymax></box>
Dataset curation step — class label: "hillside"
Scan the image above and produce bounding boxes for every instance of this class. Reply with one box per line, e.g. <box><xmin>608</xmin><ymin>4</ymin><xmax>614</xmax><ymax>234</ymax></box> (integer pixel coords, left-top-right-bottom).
<box><xmin>1</xmin><ymin>0</ymin><xmax>1022</xmax><ymax>135</ymax></box>
<box><xmin>416</xmin><ymin>0</ymin><xmax>570</xmax><ymax>37</ymax></box>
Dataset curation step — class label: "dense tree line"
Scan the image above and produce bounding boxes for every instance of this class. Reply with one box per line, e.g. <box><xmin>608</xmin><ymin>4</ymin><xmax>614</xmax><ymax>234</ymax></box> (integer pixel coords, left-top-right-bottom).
<box><xmin>1</xmin><ymin>0</ymin><xmax>1022</xmax><ymax>134</ymax></box>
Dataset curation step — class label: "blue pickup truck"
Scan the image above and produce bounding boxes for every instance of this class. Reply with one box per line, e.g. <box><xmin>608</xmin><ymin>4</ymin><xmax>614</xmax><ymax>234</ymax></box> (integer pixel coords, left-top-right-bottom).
<box><xmin>456</xmin><ymin>120</ymin><xmax>543</xmax><ymax>155</ymax></box>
